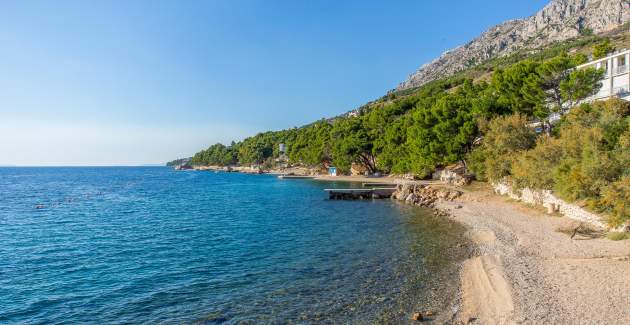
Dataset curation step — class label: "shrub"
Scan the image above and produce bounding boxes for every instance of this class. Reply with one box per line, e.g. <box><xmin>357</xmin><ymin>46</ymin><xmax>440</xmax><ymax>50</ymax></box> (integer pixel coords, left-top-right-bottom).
<box><xmin>593</xmin><ymin>39</ymin><xmax>613</xmax><ymax>59</ymax></box>
<box><xmin>599</xmin><ymin>176</ymin><xmax>630</xmax><ymax>228</ymax></box>
<box><xmin>504</xmin><ymin>99</ymin><xmax>630</xmax><ymax>227</ymax></box>
<box><xmin>469</xmin><ymin>114</ymin><xmax>537</xmax><ymax>182</ymax></box>
<box><xmin>511</xmin><ymin>136</ymin><xmax>562</xmax><ymax>190</ymax></box>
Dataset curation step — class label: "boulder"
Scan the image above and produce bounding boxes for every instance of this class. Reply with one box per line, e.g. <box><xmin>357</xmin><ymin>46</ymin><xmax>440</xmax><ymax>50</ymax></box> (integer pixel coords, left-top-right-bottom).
<box><xmin>394</xmin><ymin>184</ymin><xmax>412</xmax><ymax>200</ymax></box>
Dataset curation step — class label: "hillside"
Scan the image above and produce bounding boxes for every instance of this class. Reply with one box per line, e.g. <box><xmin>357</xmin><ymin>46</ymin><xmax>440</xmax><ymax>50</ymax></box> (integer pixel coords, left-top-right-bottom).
<box><xmin>397</xmin><ymin>0</ymin><xmax>629</xmax><ymax>91</ymax></box>
<box><xmin>177</xmin><ymin>1</ymin><xmax>630</xmax><ymax>228</ymax></box>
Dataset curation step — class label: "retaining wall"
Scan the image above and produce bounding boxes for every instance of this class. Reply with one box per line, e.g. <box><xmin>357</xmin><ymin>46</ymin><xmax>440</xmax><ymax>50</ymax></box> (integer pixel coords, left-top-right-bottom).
<box><xmin>493</xmin><ymin>182</ymin><xmax>608</xmax><ymax>229</ymax></box>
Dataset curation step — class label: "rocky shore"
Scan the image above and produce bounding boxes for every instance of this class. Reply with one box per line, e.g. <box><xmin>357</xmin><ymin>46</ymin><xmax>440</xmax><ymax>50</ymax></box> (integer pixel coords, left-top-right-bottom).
<box><xmin>391</xmin><ymin>183</ymin><xmax>463</xmax><ymax>208</ymax></box>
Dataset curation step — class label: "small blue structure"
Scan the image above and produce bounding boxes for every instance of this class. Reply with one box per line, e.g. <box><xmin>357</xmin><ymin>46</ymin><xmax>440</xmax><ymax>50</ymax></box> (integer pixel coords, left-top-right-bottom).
<box><xmin>328</xmin><ymin>167</ymin><xmax>338</xmax><ymax>176</ymax></box>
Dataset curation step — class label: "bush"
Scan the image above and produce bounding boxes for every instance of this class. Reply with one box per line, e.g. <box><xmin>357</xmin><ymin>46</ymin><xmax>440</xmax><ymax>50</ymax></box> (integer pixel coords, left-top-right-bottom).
<box><xmin>469</xmin><ymin>114</ymin><xmax>537</xmax><ymax>182</ymax></box>
<box><xmin>503</xmin><ymin>99</ymin><xmax>630</xmax><ymax>227</ymax></box>
<box><xmin>511</xmin><ymin>136</ymin><xmax>562</xmax><ymax>190</ymax></box>
<box><xmin>600</xmin><ymin>176</ymin><xmax>630</xmax><ymax>227</ymax></box>
<box><xmin>593</xmin><ymin>39</ymin><xmax>613</xmax><ymax>59</ymax></box>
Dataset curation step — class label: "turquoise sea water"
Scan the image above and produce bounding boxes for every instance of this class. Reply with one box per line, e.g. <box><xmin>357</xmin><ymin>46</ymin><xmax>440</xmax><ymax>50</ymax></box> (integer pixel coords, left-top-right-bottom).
<box><xmin>0</xmin><ymin>167</ymin><xmax>468</xmax><ymax>324</ymax></box>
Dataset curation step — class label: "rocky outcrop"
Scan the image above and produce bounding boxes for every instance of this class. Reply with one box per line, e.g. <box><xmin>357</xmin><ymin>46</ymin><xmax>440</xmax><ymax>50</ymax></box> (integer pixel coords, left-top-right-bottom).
<box><xmin>433</xmin><ymin>163</ymin><xmax>474</xmax><ymax>187</ymax></box>
<box><xmin>397</xmin><ymin>0</ymin><xmax>630</xmax><ymax>91</ymax></box>
<box><xmin>392</xmin><ymin>183</ymin><xmax>462</xmax><ymax>208</ymax></box>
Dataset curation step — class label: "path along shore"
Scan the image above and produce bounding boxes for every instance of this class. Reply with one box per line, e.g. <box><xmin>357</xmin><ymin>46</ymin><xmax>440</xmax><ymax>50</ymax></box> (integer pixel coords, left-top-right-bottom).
<box><xmin>432</xmin><ymin>184</ymin><xmax>630</xmax><ymax>324</ymax></box>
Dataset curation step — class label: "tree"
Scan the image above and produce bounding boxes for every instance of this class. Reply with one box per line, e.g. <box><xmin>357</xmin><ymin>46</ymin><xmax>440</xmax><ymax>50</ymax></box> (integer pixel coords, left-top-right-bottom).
<box><xmin>593</xmin><ymin>39</ymin><xmax>613</xmax><ymax>59</ymax></box>
<box><xmin>330</xmin><ymin>117</ymin><xmax>377</xmax><ymax>174</ymax></box>
<box><xmin>560</xmin><ymin>67</ymin><xmax>604</xmax><ymax>110</ymax></box>
<box><xmin>491</xmin><ymin>60</ymin><xmax>540</xmax><ymax>116</ymax></box>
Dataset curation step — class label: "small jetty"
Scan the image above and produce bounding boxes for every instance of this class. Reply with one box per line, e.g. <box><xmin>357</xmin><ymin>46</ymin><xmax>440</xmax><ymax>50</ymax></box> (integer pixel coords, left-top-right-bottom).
<box><xmin>361</xmin><ymin>182</ymin><xmax>397</xmax><ymax>188</ymax></box>
<box><xmin>325</xmin><ymin>187</ymin><xmax>397</xmax><ymax>200</ymax></box>
<box><xmin>278</xmin><ymin>175</ymin><xmax>316</xmax><ymax>180</ymax></box>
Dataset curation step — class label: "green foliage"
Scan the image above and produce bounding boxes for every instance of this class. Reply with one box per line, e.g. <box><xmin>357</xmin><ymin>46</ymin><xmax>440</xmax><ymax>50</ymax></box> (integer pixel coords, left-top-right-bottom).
<box><xmin>468</xmin><ymin>114</ymin><xmax>537</xmax><ymax>182</ymax></box>
<box><xmin>606</xmin><ymin>231</ymin><xmax>630</xmax><ymax>241</ymax></box>
<box><xmin>580</xmin><ymin>27</ymin><xmax>594</xmax><ymax>37</ymax></box>
<box><xmin>191</xmin><ymin>143</ymin><xmax>237</xmax><ymax>166</ymax></box>
<box><xmin>498</xmin><ymin>99</ymin><xmax>630</xmax><ymax>227</ymax></box>
<box><xmin>593</xmin><ymin>39</ymin><xmax>613</xmax><ymax>59</ymax></box>
<box><xmin>405</xmin><ymin>80</ymin><xmax>495</xmax><ymax>177</ymax></box>
<box><xmin>511</xmin><ymin>136</ymin><xmax>563</xmax><ymax>190</ymax></box>
<box><xmin>331</xmin><ymin>117</ymin><xmax>376</xmax><ymax>173</ymax></box>
<box><xmin>600</xmin><ymin>176</ymin><xmax>630</xmax><ymax>227</ymax></box>
<box><xmin>491</xmin><ymin>60</ymin><xmax>540</xmax><ymax>116</ymax></box>
<box><xmin>520</xmin><ymin>53</ymin><xmax>584</xmax><ymax>118</ymax></box>
<box><xmin>178</xmin><ymin>32</ymin><xmax>627</xmax><ymax>226</ymax></box>
<box><xmin>288</xmin><ymin>120</ymin><xmax>332</xmax><ymax>166</ymax></box>
<box><xmin>186</xmin><ymin>50</ymin><xmax>605</xmax><ymax>180</ymax></box>
<box><xmin>166</xmin><ymin>158</ymin><xmax>191</xmax><ymax>167</ymax></box>
<box><xmin>560</xmin><ymin>67</ymin><xmax>604</xmax><ymax>108</ymax></box>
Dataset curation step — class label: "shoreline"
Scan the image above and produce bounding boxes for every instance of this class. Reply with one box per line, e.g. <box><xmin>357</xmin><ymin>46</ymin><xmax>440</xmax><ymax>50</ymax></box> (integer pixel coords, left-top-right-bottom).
<box><xmin>432</xmin><ymin>184</ymin><xmax>630</xmax><ymax>324</ymax></box>
<box><xmin>189</xmin><ymin>166</ymin><xmax>630</xmax><ymax>323</ymax></box>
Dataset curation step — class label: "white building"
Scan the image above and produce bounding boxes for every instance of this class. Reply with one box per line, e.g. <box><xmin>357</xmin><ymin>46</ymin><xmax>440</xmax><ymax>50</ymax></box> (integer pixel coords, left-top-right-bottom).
<box><xmin>577</xmin><ymin>49</ymin><xmax>630</xmax><ymax>101</ymax></box>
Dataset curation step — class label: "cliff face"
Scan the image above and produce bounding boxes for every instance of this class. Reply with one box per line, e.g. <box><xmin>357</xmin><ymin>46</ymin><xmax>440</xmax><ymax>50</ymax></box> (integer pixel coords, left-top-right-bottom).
<box><xmin>397</xmin><ymin>0</ymin><xmax>630</xmax><ymax>91</ymax></box>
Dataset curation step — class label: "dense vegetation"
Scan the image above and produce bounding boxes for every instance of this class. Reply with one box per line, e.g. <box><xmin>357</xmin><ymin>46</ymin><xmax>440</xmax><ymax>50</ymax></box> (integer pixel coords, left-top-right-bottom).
<box><xmin>165</xmin><ymin>158</ymin><xmax>190</xmax><ymax>167</ymax></box>
<box><xmin>177</xmin><ymin>35</ymin><xmax>630</xmax><ymax>226</ymax></box>
<box><xmin>189</xmin><ymin>52</ymin><xmax>602</xmax><ymax>175</ymax></box>
<box><xmin>471</xmin><ymin>99</ymin><xmax>630</xmax><ymax>227</ymax></box>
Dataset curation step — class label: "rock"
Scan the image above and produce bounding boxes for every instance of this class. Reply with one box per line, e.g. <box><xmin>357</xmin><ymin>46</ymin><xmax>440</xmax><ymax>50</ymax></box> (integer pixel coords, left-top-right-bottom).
<box><xmin>396</xmin><ymin>184</ymin><xmax>412</xmax><ymax>200</ymax></box>
<box><xmin>397</xmin><ymin>0</ymin><xmax>629</xmax><ymax>91</ymax></box>
<box><xmin>411</xmin><ymin>312</ymin><xmax>423</xmax><ymax>321</ymax></box>
<box><xmin>614</xmin><ymin>221</ymin><xmax>630</xmax><ymax>233</ymax></box>
<box><xmin>425</xmin><ymin>311</ymin><xmax>434</xmax><ymax>317</ymax></box>
<box><xmin>454</xmin><ymin>176</ymin><xmax>473</xmax><ymax>187</ymax></box>
<box><xmin>455</xmin><ymin>205</ymin><xmax>463</xmax><ymax>209</ymax></box>
<box><xmin>547</xmin><ymin>204</ymin><xmax>555</xmax><ymax>214</ymax></box>
<box><xmin>406</xmin><ymin>193</ymin><xmax>418</xmax><ymax>204</ymax></box>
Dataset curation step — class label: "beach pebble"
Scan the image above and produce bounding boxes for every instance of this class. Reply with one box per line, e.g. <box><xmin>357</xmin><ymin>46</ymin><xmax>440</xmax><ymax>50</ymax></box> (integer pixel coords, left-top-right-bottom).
<box><xmin>411</xmin><ymin>312</ymin><xmax>423</xmax><ymax>321</ymax></box>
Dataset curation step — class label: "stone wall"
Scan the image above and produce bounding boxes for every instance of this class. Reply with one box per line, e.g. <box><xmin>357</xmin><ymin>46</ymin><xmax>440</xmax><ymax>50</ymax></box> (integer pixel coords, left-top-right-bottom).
<box><xmin>493</xmin><ymin>182</ymin><xmax>609</xmax><ymax>229</ymax></box>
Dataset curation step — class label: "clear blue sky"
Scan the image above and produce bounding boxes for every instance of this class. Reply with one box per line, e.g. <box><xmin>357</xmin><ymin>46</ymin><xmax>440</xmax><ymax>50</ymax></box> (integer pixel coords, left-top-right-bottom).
<box><xmin>0</xmin><ymin>0</ymin><xmax>549</xmax><ymax>166</ymax></box>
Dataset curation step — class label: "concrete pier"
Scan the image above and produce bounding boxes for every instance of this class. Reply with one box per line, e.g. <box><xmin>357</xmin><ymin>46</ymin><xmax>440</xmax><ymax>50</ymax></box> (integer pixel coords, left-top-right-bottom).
<box><xmin>324</xmin><ymin>187</ymin><xmax>397</xmax><ymax>200</ymax></box>
<box><xmin>361</xmin><ymin>182</ymin><xmax>397</xmax><ymax>188</ymax></box>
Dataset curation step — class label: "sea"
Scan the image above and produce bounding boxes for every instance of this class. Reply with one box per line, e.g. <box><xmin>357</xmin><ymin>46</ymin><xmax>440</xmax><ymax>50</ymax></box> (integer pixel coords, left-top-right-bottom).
<box><xmin>0</xmin><ymin>167</ymin><xmax>469</xmax><ymax>324</ymax></box>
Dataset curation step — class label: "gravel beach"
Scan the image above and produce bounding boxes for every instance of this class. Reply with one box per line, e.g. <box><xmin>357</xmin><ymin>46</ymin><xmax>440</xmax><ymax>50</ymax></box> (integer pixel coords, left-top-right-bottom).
<box><xmin>436</xmin><ymin>186</ymin><xmax>630</xmax><ymax>324</ymax></box>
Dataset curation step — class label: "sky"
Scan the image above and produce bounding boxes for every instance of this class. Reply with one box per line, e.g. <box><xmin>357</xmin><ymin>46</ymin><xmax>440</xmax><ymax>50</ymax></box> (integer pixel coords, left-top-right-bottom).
<box><xmin>0</xmin><ymin>0</ymin><xmax>550</xmax><ymax>166</ymax></box>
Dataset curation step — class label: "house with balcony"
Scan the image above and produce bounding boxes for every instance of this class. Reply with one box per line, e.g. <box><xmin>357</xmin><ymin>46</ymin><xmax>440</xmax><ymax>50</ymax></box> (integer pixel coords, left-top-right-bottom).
<box><xmin>577</xmin><ymin>49</ymin><xmax>630</xmax><ymax>101</ymax></box>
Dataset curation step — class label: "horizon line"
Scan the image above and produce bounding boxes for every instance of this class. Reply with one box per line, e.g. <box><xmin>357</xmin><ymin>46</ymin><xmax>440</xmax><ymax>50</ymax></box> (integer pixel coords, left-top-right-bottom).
<box><xmin>0</xmin><ymin>164</ymin><xmax>166</xmax><ymax>168</ymax></box>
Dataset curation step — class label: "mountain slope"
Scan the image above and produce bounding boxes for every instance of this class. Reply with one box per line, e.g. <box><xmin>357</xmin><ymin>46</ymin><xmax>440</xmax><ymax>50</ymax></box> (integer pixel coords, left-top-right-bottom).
<box><xmin>397</xmin><ymin>0</ymin><xmax>630</xmax><ymax>91</ymax></box>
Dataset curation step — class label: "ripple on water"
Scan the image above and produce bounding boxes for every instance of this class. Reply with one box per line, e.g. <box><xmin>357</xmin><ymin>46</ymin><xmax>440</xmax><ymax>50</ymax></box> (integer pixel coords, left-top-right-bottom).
<box><xmin>0</xmin><ymin>167</ymin><xmax>469</xmax><ymax>324</ymax></box>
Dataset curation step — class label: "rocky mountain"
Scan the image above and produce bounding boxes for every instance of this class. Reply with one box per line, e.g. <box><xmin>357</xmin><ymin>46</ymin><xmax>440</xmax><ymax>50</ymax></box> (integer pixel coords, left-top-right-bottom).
<box><xmin>397</xmin><ymin>0</ymin><xmax>630</xmax><ymax>91</ymax></box>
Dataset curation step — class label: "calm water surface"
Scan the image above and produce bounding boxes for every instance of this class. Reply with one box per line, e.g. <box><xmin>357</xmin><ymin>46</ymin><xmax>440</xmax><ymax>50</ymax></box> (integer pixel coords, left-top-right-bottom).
<box><xmin>0</xmin><ymin>167</ymin><xmax>468</xmax><ymax>324</ymax></box>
